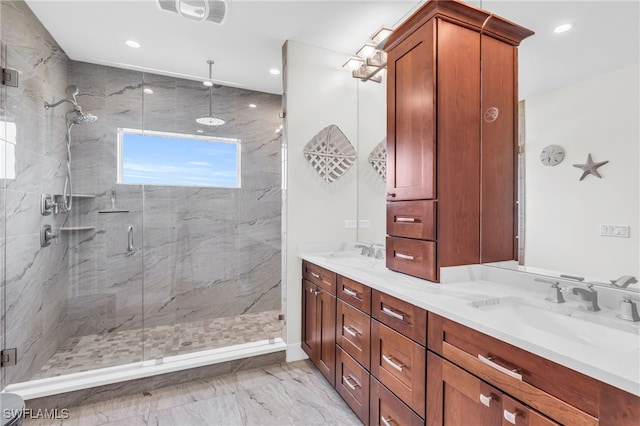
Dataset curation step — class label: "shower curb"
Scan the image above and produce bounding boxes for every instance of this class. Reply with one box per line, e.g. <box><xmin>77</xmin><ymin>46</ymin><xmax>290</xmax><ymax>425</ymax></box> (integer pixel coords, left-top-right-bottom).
<box><xmin>24</xmin><ymin>350</ymin><xmax>285</xmax><ymax>410</ymax></box>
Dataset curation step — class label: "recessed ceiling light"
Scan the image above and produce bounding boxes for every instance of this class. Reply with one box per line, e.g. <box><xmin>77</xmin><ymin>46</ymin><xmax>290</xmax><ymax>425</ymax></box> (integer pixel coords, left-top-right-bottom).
<box><xmin>143</xmin><ymin>88</ymin><xmax>154</xmax><ymax>94</ymax></box>
<box><xmin>553</xmin><ymin>23</ymin><xmax>572</xmax><ymax>33</ymax></box>
<box><xmin>203</xmin><ymin>81</ymin><xmax>213</xmax><ymax>87</ymax></box>
<box><xmin>125</xmin><ymin>40</ymin><xmax>141</xmax><ymax>48</ymax></box>
<box><xmin>197</xmin><ymin>129</ymin><xmax>204</xmax><ymax>133</ymax></box>
<box><xmin>270</xmin><ymin>69</ymin><xmax>281</xmax><ymax>75</ymax></box>
<box><xmin>249</xmin><ymin>104</ymin><xmax>257</xmax><ymax>108</ymax></box>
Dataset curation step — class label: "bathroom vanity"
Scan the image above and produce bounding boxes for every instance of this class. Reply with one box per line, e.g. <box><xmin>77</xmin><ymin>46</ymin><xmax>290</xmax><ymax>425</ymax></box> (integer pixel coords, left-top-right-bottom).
<box><xmin>299</xmin><ymin>248</ymin><xmax>640</xmax><ymax>426</ymax></box>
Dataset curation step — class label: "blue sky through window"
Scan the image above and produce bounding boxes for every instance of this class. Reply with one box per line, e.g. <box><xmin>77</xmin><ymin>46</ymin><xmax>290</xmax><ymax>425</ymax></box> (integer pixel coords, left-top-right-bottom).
<box><xmin>120</xmin><ymin>131</ymin><xmax>240</xmax><ymax>187</ymax></box>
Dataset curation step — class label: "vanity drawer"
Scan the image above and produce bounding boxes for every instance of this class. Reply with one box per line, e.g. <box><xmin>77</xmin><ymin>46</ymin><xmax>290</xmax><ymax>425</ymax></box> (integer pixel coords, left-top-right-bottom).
<box><xmin>338</xmin><ymin>275</ymin><xmax>371</xmax><ymax>314</ymax></box>
<box><xmin>372</xmin><ymin>289</ymin><xmax>427</xmax><ymax>346</ymax></box>
<box><xmin>336</xmin><ymin>347</ymin><xmax>370</xmax><ymax>425</ymax></box>
<box><xmin>387</xmin><ymin>200</ymin><xmax>436</xmax><ymax>240</ymax></box>
<box><xmin>337</xmin><ymin>299</ymin><xmax>371</xmax><ymax>370</ymax></box>
<box><xmin>428</xmin><ymin>312</ymin><xmax>599</xmax><ymax>425</ymax></box>
<box><xmin>370</xmin><ymin>377</ymin><xmax>424</xmax><ymax>426</ymax></box>
<box><xmin>386</xmin><ymin>236</ymin><xmax>437</xmax><ymax>282</ymax></box>
<box><xmin>371</xmin><ymin>320</ymin><xmax>426</xmax><ymax>417</ymax></box>
<box><xmin>302</xmin><ymin>260</ymin><xmax>336</xmax><ymax>295</ymax></box>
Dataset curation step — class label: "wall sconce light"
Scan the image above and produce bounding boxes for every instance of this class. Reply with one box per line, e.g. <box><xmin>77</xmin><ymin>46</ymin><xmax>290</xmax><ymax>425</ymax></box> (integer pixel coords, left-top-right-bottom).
<box><xmin>343</xmin><ymin>26</ymin><xmax>392</xmax><ymax>83</ymax></box>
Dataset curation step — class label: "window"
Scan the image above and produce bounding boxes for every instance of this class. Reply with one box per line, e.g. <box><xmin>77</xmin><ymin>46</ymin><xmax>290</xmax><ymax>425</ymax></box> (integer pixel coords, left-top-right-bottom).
<box><xmin>117</xmin><ymin>128</ymin><xmax>240</xmax><ymax>188</ymax></box>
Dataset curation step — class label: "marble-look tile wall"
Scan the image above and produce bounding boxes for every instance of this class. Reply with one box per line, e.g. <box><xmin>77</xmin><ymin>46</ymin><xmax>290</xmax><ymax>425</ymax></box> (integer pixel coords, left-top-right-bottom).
<box><xmin>65</xmin><ymin>62</ymin><xmax>283</xmax><ymax>347</ymax></box>
<box><xmin>0</xmin><ymin>0</ymin><xmax>74</xmax><ymax>384</ymax></box>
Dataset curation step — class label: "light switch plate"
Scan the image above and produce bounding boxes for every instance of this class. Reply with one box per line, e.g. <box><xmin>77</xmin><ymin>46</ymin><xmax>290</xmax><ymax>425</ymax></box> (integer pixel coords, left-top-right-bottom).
<box><xmin>344</xmin><ymin>219</ymin><xmax>357</xmax><ymax>229</ymax></box>
<box><xmin>358</xmin><ymin>219</ymin><xmax>371</xmax><ymax>228</ymax></box>
<box><xmin>600</xmin><ymin>224</ymin><xmax>630</xmax><ymax>238</ymax></box>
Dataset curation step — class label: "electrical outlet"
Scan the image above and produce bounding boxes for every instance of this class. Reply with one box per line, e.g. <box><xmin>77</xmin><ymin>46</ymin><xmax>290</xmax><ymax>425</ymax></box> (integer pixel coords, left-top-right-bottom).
<box><xmin>344</xmin><ymin>219</ymin><xmax>357</xmax><ymax>229</ymax></box>
<box><xmin>358</xmin><ymin>219</ymin><xmax>371</xmax><ymax>228</ymax></box>
<box><xmin>600</xmin><ymin>224</ymin><xmax>630</xmax><ymax>238</ymax></box>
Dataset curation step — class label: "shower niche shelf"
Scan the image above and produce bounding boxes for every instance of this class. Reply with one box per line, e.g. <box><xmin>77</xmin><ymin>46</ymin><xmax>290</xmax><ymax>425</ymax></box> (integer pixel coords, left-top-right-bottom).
<box><xmin>98</xmin><ymin>209</ymin><xmax>130</xmax><ymax>214</ymax></box>
<box><xmin>60</xmin><ymin>226</ymin><xmax>96</xmax><ymax>232</ymax></box>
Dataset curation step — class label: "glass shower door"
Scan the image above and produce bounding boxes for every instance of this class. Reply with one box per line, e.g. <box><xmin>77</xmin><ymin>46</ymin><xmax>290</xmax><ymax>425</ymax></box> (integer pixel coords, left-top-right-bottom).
<box><xmin>140</xmin><ymin>72</ymin><xmax>284</xmax><ymax>361</ymax></box>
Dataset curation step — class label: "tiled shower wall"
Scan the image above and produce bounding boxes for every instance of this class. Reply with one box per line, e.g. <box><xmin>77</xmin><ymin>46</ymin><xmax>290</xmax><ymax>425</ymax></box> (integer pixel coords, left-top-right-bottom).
<box><xmin>1</xmin><ymin>0</ymin><xmax>282</xmax><ymax>385</ymax></box>
<box><xmin>66</xmin><ymin>63</ymin><xmax>283</xmax><ymax>337</ymax></box>
<box><xmin>1</xmin><ymin>0</ymin><xmax>73</xmax><ymax>385</ymax></box>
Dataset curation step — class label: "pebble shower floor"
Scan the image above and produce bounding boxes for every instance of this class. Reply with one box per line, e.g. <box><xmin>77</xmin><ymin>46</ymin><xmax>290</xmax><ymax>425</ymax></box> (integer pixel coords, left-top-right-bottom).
<box><xmin>33</xmin><ymin>310</ymin><xmax>282</xmax><ymax>379</ymax></box>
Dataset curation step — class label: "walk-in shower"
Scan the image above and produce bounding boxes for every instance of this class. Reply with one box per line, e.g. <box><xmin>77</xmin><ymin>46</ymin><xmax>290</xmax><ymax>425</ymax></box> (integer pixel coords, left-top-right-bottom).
<box><xmin>2</xmin><ymin>0</ymin><xmax>284</xmax><ymax>403</ymax></box>
<box><xmin>44</xmin><ymin>85</ymin><xmax>98</xmax><ymax>212</ymax></box>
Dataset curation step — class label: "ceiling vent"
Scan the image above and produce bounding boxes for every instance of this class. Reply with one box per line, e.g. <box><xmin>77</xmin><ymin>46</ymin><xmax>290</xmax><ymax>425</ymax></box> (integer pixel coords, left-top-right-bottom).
<box><xmin>156</xmin><ymin>0</ymin><xmax>229</xmax><ymax>24</ymax></box>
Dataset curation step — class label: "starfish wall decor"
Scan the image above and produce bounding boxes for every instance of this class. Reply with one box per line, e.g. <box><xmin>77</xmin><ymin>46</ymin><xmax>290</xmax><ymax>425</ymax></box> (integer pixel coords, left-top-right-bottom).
<box><xmin>573</xmin><ymin>153</ymin><xmax>609</xmax><ymax>181</ymax></box>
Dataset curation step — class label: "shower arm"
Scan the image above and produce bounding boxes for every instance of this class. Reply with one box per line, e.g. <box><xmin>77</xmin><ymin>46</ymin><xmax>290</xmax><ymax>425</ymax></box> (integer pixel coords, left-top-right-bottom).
<box><xmin>44</xmin><ymin>98</ymin><xmax>78</xmax><ymax>110</ymax></box>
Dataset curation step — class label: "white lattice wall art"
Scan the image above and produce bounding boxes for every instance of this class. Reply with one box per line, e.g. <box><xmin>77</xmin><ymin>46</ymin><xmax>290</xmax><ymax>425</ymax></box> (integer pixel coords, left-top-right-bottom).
<box><xmin>368</xmin><ymin>138</ymin><xmax>387</xmax><ymax>182</ymax></box>
<box><xmin>303</xmin><ymin>124</ymin><xmax>357</xmax><ymax>183</ymax></box>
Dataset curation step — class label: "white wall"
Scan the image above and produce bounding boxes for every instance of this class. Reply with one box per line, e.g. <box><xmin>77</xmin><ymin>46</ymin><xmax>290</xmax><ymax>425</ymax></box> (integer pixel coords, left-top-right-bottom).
<box><xmin>524</xmin><ymin>63</ymin><xmax>639</xmax><ymax>279</ymax></box>
<box><xmin>283</xmin><ymin>41</ymin><xmax>359</xmax><ymax>359</ymax></box>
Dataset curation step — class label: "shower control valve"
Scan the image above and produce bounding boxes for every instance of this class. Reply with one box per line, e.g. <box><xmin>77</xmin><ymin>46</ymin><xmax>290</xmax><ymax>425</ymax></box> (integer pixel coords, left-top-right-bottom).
<box><xmin>40</xmin><ymin>194</ymin><xmax>59</xmax><ymax>216</ymax></box>
<box><xmin>40</xmin><ymin>225</ymin><xmax>59</xmax><ymax>247</ymax></box>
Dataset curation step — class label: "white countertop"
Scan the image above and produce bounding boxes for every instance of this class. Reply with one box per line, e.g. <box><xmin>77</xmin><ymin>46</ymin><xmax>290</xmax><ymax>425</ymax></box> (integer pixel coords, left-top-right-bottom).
<box><xmin>298</xmin><ymin>243</ymin><xmax>640</xmax><ymax>397</ymax></box>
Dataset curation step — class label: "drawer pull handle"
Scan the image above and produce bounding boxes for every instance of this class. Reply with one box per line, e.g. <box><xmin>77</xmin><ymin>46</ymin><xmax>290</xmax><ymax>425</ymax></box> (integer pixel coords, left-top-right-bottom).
<box><xmin>478</xmin><ymin>355</ymin><xmax>523</xmax><ymax>381</ymax></box>
<box><xmin>479</xmin><ymin>393</ymin><xmax>492</xmax><ymax>407</ymax></box>
<box><xmin>395</xmin><ymin>252</ymin><xmax>415</xmax><ymax>261</ymax></box>
<box><xmin>396</xmin><ymin>217</ymin><xmax>417</xmax><ymax>223</ymax></box>
<box><xmin>342</xmin><ymin>375</ymin><xmax>360</xmax><ymax>391</ymax></box>
<box><xmin>381</xmin><ymin>416</ymin><xmax>393</xmax><ymax>426</ymax></box>
<box><xmin>343</xmin><ymin>325</ymin><xmax>360</xmax><ymax>338</ymax></box>
<box><xmin>382</xmin><ymin>355</ymin><xmax>404</xmax><ymax>372</ymax></box>
<box><xmin>382</xmin><ymin>306</ymin><xmax>405</xmax><ymax>321</ymax></box>
<box><xmin>310</xmin><ymin>272</ymin><xmax>321</xmax><ymax>279</ymax></box>
<box><xmin>387</xmin><ymin>192</ymin><xmax>396</xmax><ymax>198</ymax></box>
<box><xmin>503</xmin><ymin>409</ymin><xmax>518</xmax><ymax>425</ymax></box>
<box><xmin>342</xmin><ymin>287</ymin><xmax>358</xmax><ymax>297</ymax></box>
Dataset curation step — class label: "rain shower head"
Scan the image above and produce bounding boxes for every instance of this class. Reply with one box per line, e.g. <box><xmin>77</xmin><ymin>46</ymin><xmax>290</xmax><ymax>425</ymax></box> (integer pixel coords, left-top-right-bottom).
<box><xmin>197</xmin><ymin>60</ymin><xmax>225</xmax><ymax>126</ymax></box>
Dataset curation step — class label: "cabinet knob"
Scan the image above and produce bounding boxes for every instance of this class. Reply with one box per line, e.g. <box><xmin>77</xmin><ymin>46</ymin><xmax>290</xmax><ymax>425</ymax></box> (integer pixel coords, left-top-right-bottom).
<box><xmin>479</xmin><ymin>393</ymin><xmax>493</xmax><ymax>407</ymax></box>
<box><xmin>503</xmin><ymin>409</ymin><xmax>518</xmax><ymax>425</ymax></box>
<box><xmin>381</xmin><ymin>416</ymin><xmax>394</xmax><ymax>426</ymax></box>
<box><xmin>386</xmin><ymin>192</ymin><xmax>396</xmax><ymax>198</ymax></box>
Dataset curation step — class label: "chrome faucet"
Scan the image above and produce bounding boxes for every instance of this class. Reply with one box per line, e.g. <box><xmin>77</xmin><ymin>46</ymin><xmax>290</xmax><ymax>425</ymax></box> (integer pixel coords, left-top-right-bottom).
<box><xmin>567</xmin><ymin>285</ymin><xmax>600</xmax><ymax>312</ymax></box>
<box><xmin>355</xmin><ymin>243</ymin><xmax>374</xmax><ymax>257</ymax></box>
<box><xmin>610</xmin><ymin>275</ymin><xmax>638</xmax><ymax>288</ymax></box>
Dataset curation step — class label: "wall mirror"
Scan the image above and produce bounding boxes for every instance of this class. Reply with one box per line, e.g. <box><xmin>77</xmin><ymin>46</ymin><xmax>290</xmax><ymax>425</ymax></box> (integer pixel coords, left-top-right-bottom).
<box><xmin>355</xmin><ymin>0</ymin><xmax>639</xmax><ymax>282</ymax></box>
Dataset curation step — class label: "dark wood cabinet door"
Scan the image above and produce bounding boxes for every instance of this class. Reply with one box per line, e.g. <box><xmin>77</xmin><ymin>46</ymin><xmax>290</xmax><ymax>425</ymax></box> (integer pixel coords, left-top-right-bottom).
<box><xmin>479</xmin><ymin>34</ymin><xmax>517</xmax><ymax>263</ymax></box>
<box><xmin>337</xmin><ymin>299</ymin><xmax>371</xmax><ymax>370</ymax></box>
<box><xmin>316</xmin><ymin>288</ymin><xmax>336</xmax><ymax>386</ymax></box>
<box><xmin>370</xmin><ymin>377</ymin><xmax>424</xmax><ymax>426</ymax></box>
<box><xmin>371</xmin><ymin>320</ymin><xmax>426</xmax><ymax>418</ymax></box>
<box><xmin>427</xmin><ymin>351</ymin><xmax>502</xmax><ymax>426</ymax></box>
<box><xmin>435</xmin><ymin>18</ymin><xmax>482</xmax><ymax>268</ymax></box>
<box><xmin>301</xmin><ymin>279</ymin><xmax>318</xmax><ymax>361</ymax></box>
<box><xmin>336</xmin><ymin>347</ymin><xmax>370</xmax><ymax>425</ymax></box>
<box><xmin>386</xmin><ymin>18</ymin><xmax>436</xmax><ymax>202</ymax></box>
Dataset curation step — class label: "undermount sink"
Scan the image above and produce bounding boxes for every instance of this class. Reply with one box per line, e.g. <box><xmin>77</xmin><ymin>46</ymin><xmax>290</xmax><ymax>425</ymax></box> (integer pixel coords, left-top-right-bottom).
<box><xmin>315</xmin><ymin>251</ymin><xmax>385</xmax><ymax>270</ymax></box>
<box><xmin>469</xmin><ymin>296</ymin><xmax>640</xmax><ymax>354</ymax></box>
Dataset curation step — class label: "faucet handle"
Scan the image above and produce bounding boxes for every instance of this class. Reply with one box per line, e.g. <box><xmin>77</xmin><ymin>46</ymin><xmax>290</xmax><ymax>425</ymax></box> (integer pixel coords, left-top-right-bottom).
<box><xmin>617</xmin><ymin>296</ymin><xmax>640</xmax><ymax>322</ymax></box>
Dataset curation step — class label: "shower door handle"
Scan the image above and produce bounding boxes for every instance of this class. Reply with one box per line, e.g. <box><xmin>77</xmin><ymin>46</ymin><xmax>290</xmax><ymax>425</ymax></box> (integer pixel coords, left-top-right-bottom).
<box><xmin>127</xmin><ymin>225</ymin><xmax>134</xmax><ymax>252</ymax></box>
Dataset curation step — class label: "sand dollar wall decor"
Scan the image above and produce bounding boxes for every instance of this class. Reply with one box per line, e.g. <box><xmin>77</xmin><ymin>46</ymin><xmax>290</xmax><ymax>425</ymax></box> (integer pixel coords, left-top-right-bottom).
<box><xmin>303</xmin><ymin>124</ymin><xmax>356</xmax><ymax>183</ymax></box>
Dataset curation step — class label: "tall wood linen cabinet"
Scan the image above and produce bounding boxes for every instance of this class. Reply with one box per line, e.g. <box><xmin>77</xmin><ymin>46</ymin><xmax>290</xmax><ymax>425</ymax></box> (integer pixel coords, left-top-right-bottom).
<box><xmin>384</xmin><ymin>0</ymin><xmax>534</xmax><ymax>282</ymax></box>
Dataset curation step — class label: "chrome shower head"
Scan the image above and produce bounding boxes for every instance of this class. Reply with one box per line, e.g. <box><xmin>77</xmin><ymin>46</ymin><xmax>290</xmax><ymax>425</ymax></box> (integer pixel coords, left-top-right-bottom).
<box><xmin>70</xmin><ymin>112</ymin><xmax>98</xmax><ymax>125</ymax></box>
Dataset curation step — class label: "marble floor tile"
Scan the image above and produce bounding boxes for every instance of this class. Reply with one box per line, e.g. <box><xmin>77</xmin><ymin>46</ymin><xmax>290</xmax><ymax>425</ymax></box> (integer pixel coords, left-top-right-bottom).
<box><xmin>24</xmin><ymin>360</ymin><xmax>361</xmax><ymax>426</ymax></box>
